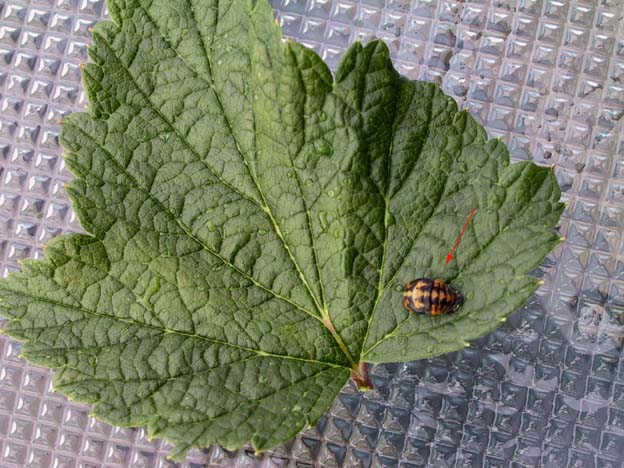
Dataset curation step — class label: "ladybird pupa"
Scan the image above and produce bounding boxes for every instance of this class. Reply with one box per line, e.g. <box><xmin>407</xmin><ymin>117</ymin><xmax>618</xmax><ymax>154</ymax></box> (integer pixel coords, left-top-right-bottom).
<box><xmin>402</xmin><ymin>278</ymin><xmax>463</xmax><ymax>315</ymax></box>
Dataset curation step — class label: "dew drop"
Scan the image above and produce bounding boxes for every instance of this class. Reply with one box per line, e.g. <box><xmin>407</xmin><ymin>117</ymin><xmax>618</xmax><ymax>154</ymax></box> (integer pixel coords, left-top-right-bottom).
<box><xmin>332</xmin><ymin>227</ymin><xmax>341</xmax><ymax>238</ymax></box>
<box><xmin>426</xmin><ymin>344</ymin><xmax>434</xmax><ymax>352</ymax></box>
<box><xmin>287</xmin><ymin>170</ymin><xmax>295</xmax><ymax>178</ymax></box>
<box><xmin>394</xmin><ymin>284</ymin><xmax>403</xmax><ymax>292</ymax></box>
<box><xmin>258</xmin><ymin>375</ymin><xmax>267</xmax><ymax>384</ymax></box>
<box><xmin>258</xmin><ymin>229</ymin><xmax>267</xmax><ymax>235</ymax></box>
<box><xmin>314</xmin><ymin>139</ymin><xmax>332</xmax><ymax>156</ymax></box>
<box><xmin>305</xmin><ymin>178</ymin><xmax>313</xmax><ymax>186</ymax></box>
<box><xmin>328</xmin><ymin>189</ymin><xmax>335</xmax><ymax>197</ymax></box>
<box><xmin>217</xmin><ymin>60</ymin><xmax>223</xmax><ymax>66</ymax></box>
<box><xmin>318</xmin><ymin>212</ymin><xmax>328</xmax><ymax>230</ymax></box>
<box><xmin>387</xmin><ymin>212</ymin><xmax>396</xmax><ymax>226</ymax></box>
<box><xmin>319</xmin><ymin>112</ymin><xmax>327</xmax><ymax>122</ymax></box>
<box><xmin>401</xmin><ymin>350</ymin><xmax>407</xmax><ymax>356</ymax></box>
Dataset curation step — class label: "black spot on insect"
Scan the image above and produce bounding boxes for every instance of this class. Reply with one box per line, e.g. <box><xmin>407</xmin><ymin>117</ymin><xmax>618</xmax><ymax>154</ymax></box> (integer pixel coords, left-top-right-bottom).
<box><xmin>402</xmin><ymin>278</ymin><xmax>463</xmax><ymax>316</ymax></box>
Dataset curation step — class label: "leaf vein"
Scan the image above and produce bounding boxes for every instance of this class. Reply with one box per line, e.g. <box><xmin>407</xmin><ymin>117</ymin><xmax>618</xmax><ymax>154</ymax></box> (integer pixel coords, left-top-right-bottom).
<box><xmin>67</xmin><ymin>122</ymin><xmax>319</xmax><ymax>322</ymax></box>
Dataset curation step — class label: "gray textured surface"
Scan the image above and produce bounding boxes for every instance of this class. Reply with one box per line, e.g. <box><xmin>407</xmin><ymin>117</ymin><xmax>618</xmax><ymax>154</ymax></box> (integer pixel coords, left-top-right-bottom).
<box><xmin>0</xmin><ymin>0</ymin><xmax>623</xmax><ymax>467</ymax></box>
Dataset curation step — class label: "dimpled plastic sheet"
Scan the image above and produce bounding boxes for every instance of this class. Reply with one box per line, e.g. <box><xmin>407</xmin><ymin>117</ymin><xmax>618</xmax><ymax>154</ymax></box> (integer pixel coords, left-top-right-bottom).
<box><xmin>0</xmin><ymin>0</ymin><xmax>623</xmax><ymax>467</ymax></box>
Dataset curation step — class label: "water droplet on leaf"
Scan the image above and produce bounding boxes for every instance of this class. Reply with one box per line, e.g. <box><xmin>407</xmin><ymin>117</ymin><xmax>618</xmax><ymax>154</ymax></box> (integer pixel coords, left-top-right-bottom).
<box><xmin>318</xmin><ymin>212</ymin><xmax>328</xmax><ymax>230</ymax></box>
<box><xmin>314</xmin><ymin>139</ymin><xmax>332</xmax><ymax>156</ymax></box>
<box><xmin>387</xmin><ymin>212</ymin><xmax>396</xmax><ymax>226</ymax></box>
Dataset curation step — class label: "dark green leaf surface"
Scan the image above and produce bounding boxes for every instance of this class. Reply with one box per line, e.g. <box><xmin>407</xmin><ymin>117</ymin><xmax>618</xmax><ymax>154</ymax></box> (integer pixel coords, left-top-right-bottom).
<box><xmin>0</xmin><ymin>0</ymin><xmax>563</xmax><ymax>455</ymax></box>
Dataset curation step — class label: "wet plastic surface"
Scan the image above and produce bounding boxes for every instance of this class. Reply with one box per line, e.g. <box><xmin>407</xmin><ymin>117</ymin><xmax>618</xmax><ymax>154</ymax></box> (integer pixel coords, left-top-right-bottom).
<box><xmin>0</xmin><ymin>0</ymin><xmax>623</xmax><ymax>466</ymax></box>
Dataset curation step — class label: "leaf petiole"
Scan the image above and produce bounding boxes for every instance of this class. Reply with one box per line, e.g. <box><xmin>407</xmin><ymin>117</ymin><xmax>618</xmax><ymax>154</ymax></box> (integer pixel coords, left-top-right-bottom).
<box><xmin>350</xmin><ymin>362</ymin><xmax>373</xmax><ymax>391</ymax></box>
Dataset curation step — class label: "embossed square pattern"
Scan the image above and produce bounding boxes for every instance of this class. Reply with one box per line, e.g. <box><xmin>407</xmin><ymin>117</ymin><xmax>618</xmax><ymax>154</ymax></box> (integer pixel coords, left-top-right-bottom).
<box><xmin>0</xmin><ymin>0</ymin><xmax>623</xmax><ymax>466</ymax></box>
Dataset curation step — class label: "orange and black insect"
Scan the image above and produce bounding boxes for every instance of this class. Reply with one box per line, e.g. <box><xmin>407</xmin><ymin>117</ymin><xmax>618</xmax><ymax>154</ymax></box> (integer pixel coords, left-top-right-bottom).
<box><xmin>402</xmin><ymin>278</ymin><xmax>463</xmax><ymax>316</ymax></box>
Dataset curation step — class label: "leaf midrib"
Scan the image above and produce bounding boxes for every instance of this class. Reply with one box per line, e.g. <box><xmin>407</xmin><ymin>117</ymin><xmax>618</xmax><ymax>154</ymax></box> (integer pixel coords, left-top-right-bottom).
<box><xmin>284</xmin><ymin>43</ymin><xmax>330</xmax><ymax>327</ymax></box>
<box><xmin>187</xmin><ymin>0</ymin><xmax>326</xmax><ymax>316</ymax></box>
<box><xmin>359</xmin><ymin>83</ymin><xmax>429</xmax><ymax>360</ymax></box>
<box><xmin>4</xmin><ymin>287</ymin><xmax>344</xmax><ymax>368</ymax></box>
<box><xmin>362</xmin><ymin>166</ymin><xmax>555</xmax><ymax>357</ymax></box>
<box><xmin>135</xmin><ymin>3</ymin><xmax>357</xmax><ymax>368</ymax></box>
<box><xmin>60</xmin><ymin>361</ymin><xmax>340</xmax><ymax>404</ymax></box>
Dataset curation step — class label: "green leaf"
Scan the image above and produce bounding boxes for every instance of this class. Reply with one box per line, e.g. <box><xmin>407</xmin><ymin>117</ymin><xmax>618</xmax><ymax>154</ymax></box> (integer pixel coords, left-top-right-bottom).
<box><xmin>0</xmin><ymin>0</ymin><xmax>563</xmax><ymax>456</ymax></box>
